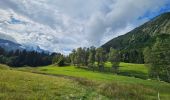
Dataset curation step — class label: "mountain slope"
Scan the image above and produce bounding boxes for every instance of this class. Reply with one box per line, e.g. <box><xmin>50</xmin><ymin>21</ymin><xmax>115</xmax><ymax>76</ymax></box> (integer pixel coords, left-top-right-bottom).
<box><xmin>0</xmin><ymin>33</ymin><xmax>17</xmax><ymax>42</ymax></box>
<box><xmin>0</xmin><ymin>38</ymin><xmax>48</xmax><ymax>53</ymax></box>
<box><xmin>0</xmin><ymin>39</ymin><xmax>23</xmax><ymax>51</ymax></box>
<box><xmin>102</xmin><ymin>12</ymin><xmax>170</xmax><ymax>52</ymax></box>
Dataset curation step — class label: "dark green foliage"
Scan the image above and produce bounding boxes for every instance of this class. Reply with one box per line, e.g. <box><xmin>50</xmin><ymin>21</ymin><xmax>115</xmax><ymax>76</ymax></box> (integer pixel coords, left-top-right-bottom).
<box><xmin>88</xmin><ymin>46</ymin><xmax>96</xmax><ymax>70</ymax></box>
<box><xmin>95</xmin><ymin>48</ymin><xmax>106</xmax><ymax>71</ymax></box>
<box><xmin>83</xmin><ymin>47</ymin><xmax>89</xmax><ymax>66</ymax></box>
<box><xmin>52</xmin><ymin>53</ymin><xmax>65</xmax><ymax>66</ymax></box>
<box><xmin>0</xmin><ymin>47</ymin><xmax>52</xmax><ymax>67</ymax></box>
<box><xmin>108</xmin><ymin>48</ymin><xmax>120</xmax><ymax>73</ymax></box>
<box><xmin>69</xmin><ymin>47</ymin><xmax>96</xmax><ymax>68</ymax></box>
<box><xmin>69</xmin><ymin>49</ymin><xmax>77</xmax><ymax>66</ymax></box>
<box><xmin>120</xmin><ymin>49</ymin><xmax>144</xmax><ymax>64</ymax></box>
<box><xmin>69</xmin><ymin>46</ymin><xmax>122</xmax><ymax>72</ymax></box>
<box><xmin>143</xmin><ymin>47</ymin><xmax>151</xmax><ymax>64</ymax></box>
<box><xmin>52</xmin><ymin>53</ymin><xmax>72</xmax><ymax>66</ymax></box>
<box><xmin>144</xmin><ymin>34</ymin><xmax>170</xmax><ymax>82</ymax></box>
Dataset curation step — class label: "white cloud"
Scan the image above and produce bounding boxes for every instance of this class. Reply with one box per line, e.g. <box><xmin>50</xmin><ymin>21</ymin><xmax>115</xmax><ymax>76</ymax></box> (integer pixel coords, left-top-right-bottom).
<box><xmin>0</xmin><ymin>0</ymin><xmax>169</xmax><ymax>54</ymax></box>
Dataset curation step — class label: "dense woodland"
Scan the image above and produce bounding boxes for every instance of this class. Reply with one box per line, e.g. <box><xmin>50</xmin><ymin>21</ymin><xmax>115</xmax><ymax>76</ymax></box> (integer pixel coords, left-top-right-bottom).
<box><xmin>143</xmin><ymin>34</ymin><xmax>170</xmax><ymax>82</ymax></box>
<box><xmin>0</xmin><ymin>49</ymin><xmax>52</xmax><ymax>67</ymax></box>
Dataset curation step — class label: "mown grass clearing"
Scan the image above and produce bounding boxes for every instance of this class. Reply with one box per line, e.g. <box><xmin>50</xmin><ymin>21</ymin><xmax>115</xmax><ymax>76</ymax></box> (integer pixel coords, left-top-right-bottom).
<box><xmin>17</xmin><ymin>63</ymin><xmax>170</xmax><ymax>99</ymax></box>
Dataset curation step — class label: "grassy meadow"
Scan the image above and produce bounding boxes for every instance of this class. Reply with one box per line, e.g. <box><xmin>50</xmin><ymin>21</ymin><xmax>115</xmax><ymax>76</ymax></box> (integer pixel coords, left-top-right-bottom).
<box><xmin>0</xmin><ymin>64</ymin><xmax>108</xmax><ymax>100</ymax></box>
<box><xmin>0</xmin><ymin>63</ymin><xmax>170</xmax><ymax>99</ymax></box>
<box><xmin>16</xmin><ymin>62</ymin><xmax>170</xmax><ymax>100</ymax></box>
<box><xmin>105</xmin><ymin>62</ymin><xmax>149</xmax><ymax>79</ymax></box>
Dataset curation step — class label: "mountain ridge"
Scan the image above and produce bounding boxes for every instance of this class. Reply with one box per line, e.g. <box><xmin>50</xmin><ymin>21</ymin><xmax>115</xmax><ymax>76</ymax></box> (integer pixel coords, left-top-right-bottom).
<box><xmin>0</xmin><ymin>38</ymin><xmax>48</xmax><ymax>53</ymax></box>
<box><xmin>0</xmin><ymin>38</ymin><xmax>23</xmax><ymax>51</ymax></box>
<box><xmin>102</xmin><ymin>12</ymin><xmax>170</xmax><ymax>52</ymax></box>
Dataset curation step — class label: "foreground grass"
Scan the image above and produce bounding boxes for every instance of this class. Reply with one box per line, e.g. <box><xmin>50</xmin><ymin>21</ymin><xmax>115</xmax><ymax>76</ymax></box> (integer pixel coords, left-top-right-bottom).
<box><xmin>17</xmin><ymin>63</ymin><xmax>170</xmax><ymax>99</ymax></box>
<box><xmin>0</xmin><ymin>65</ymin><xmax>107</xmax><ymax>100</ymax></box>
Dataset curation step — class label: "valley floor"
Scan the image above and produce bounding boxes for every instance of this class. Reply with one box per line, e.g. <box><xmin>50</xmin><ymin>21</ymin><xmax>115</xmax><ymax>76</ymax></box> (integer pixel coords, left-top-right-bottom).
<box><xmin>0</xmin><ymin>63</ymin><xmax>170</xmax><ymax>100</ymax></box>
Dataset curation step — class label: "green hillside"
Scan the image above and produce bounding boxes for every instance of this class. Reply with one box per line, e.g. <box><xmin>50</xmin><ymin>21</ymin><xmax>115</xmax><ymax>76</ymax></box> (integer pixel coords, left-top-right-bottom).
<box><xmin>101</xmin><ymin>12</ymin><xmax>170</xmax><ymax>63</ymax></box>
<box><xmin>102</xmin><ymin>12</ymin><xmax>170</xmax><ymax>51</ymax></box>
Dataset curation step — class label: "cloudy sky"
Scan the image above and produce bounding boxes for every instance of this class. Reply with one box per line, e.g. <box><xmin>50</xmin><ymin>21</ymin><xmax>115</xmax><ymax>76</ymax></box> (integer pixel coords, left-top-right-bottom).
<box><xmin>0</xmin><ymin>0</ymin><xmax>170</xmax><ymax>54</ymax></box>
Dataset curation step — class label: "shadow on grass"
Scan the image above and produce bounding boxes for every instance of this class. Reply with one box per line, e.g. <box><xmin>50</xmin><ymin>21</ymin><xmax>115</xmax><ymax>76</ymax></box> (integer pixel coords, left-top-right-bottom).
<box><xmin>118</xmin><ymin>70</ymin><xmax>148</xmax><ymax>79</ymax></box>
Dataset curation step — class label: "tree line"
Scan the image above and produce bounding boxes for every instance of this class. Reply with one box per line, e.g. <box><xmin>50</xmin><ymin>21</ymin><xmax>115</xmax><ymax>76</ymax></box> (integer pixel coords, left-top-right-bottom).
<box><xmin>52</xmin><ymin>47</ymin><xmax>121</xmax><ymax>73</ymax></box>
<box><xmin>52</xmin><ymin>34</ymin><xmax>170</xmax><ymax>82</ymax></box>
<box><xmin>0</xmin><ymin>49</ymin><xmax>53</xmax><ymax>67</ymax></box>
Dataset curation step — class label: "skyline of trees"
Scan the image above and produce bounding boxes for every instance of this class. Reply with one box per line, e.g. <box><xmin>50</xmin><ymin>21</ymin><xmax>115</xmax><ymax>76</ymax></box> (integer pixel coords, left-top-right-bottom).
<box><xmin>0</xmin><ymin>48</ymin><xmax>52</xmax><ymax>67</ymax></box>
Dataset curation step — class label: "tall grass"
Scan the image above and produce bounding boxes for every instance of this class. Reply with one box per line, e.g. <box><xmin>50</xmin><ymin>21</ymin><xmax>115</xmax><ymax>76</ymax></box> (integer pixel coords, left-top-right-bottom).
<box><xmin>0</xmin><ymin>67</ymin><xmax>106</xmax><ymax>100</ymax></box>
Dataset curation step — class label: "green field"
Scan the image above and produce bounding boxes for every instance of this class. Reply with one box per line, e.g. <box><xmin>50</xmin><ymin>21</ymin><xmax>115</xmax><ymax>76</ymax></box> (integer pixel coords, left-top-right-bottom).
<box><xmin>0</xmin><ymin>64</ymin><xmax>107</xmax><ymax>99</ymax></box>
<box><xmin>105</xmin><ymin>62</ymin><xmax>149</xmax><ymax>79</ymax></box>
<box><xmin>16</xmin><ymin>62</ymin><xmax>170</xmax><ymax>99</ymax></box>
<box><xmin>1</xmin><ymin>63</ymin><xmax>170</xmax><ymax>99</ymax></box>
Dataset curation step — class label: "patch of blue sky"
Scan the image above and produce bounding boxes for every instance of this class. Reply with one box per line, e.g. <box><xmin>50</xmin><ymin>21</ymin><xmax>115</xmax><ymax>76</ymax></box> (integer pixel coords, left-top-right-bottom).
<box><xmin>8</xmin><ymin>17</ymin><xmax>25</xmax><ymax>24</ymax></box>
<box><xmin>138</xmin><ymin>3</ymin><xmax>170</xmax><ymax>20</ymax></box>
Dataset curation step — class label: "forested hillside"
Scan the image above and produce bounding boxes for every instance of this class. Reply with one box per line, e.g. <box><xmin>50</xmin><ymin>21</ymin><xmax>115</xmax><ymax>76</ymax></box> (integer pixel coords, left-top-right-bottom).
<box><xmin>102</xmin><ymin>12</ymin><xmax>170</xmax><ymax>63</ymax></box>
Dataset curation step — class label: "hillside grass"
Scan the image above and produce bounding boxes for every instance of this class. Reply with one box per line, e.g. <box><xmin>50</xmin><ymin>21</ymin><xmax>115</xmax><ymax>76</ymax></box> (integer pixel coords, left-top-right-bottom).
<box><xmin>17</xmin><ymin>63</ymin><xmax>170</xmax><ymax>99</ymax></box>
